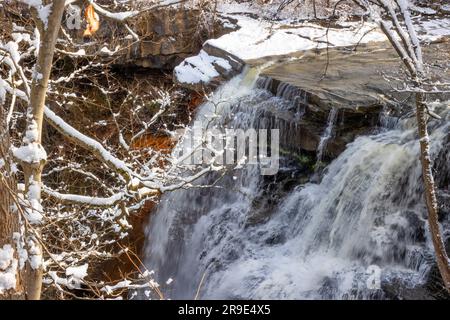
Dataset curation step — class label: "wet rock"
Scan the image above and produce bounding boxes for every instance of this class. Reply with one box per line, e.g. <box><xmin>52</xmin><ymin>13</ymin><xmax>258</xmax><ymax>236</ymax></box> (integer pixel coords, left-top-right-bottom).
<box><xmin>256</xmin><ymin>75</ymin><xmax>381</xmax><ymax>158</ymax></box>
<box><xmin>130</xmin><ymin>9</ymin><xmax>238</xmax><ymax>69</ymax></box>
<box><xmin>173</xmin><ymin>44</ymin><xmax>245</xmax><ymax>91</ymax></box>
<box><xmin>422</xmin><ymin>264</ymin><xmax>450</xmax><ymax>299</ymax></box>
<box><xmin>264</xmin><ymin>232</ymin><xmax>286</xmax><ymax>246</ymax></box>
<box><xmin>382</xmin><ymin>278</ymin><xmax>437</xmax><ymax>300</ymax></box>
<box><xmin>434</xmin><ymin>134</ymin><xmax>450</xmax><ymax>193</ymax></box>
<box><xmin>203</xmin><ymin>42</ymin><xmax>245</xmax><ymax>74</ymax></box>
<box><xmin>245</xmin><ymin>156</ymin><xmax>314</xmax><ymax>227</ymax></box>
<box><xmin>256</xmin><ymin>42</ymin><xmax>450</xmax><ymax>160</ymax></box>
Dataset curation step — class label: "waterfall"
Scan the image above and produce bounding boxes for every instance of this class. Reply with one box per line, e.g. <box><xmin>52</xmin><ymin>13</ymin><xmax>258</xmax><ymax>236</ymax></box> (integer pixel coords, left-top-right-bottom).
<box><xmin>316</xmin><ymin>107</ymin><xmax>338</xmax><ymax>162</ymax></box>
<box><xmin>141</xmin><ymin>69</ymin><xmax>450</xmax><ymax>299</ymax></box>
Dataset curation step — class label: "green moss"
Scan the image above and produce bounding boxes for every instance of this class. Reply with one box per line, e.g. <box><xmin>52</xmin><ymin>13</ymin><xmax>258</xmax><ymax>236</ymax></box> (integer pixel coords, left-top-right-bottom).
<box><xmin>313</xmin><ymin>160</ymin><xmax>326</xmax><ymax>172</ymax></box>
<box><xmin>280</xmin><ymin>148</ymin><xmax>315</xmax><ymax>170</ymax></box>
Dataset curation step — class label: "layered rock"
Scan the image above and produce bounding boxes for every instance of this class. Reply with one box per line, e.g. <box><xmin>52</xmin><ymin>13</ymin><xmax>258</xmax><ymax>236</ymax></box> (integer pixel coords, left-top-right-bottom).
<box><xmin>254</xmin><ymin>42</ymin><xmax>450</xmax><ymax>160</ymax></box>
<box><xmin>129</xmin><ymin>9</ymin><xmax>238</xmax><ymax>69</ymax></box>
<box><xmin>67</xmin><ymin>7</ymin><xmax>238</xmax><ymax>69</ymax></box>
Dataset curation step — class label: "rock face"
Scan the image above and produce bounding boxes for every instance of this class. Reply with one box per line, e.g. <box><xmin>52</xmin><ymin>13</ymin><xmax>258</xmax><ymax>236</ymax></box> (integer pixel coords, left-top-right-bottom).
<box><xmin>255</xmin><ymin>75</ymin><xmax>383</xmax><ymax>159</ymax></box>
<box><xmin>250</xmin><ymin>46</ymin><xmax>397</xmax><ymax>159</ymax></box>
<box><xmin>174</xmin><ymin>40</ymin><xmax>449</xmax><ymax>162</ymax></box>
<box><xmin>257</xmin><ymin>42</ymin><xmax>450</xmax><ymax>299</ymax></box>
<box><xmin>69</xmin><ymin>8</ymin><xmax>238</xmax><ymax>69</ymax></box>
<box><xmin>254</xmin><ymin>42</ymin><xmax>450</xmax><ymax>160</ymax></box>
<box><xmin>172</xmin><ymin>43</ymin><xmax>245</xmax><ymax>91</ymax></box>
<box><xmin>128</xmin><ymin>9</ymin><xmax>238</xmax><ymax>69</ymax></box>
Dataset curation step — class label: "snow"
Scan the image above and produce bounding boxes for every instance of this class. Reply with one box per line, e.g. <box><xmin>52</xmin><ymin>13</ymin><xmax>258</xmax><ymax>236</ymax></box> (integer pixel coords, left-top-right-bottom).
<box><xmin>11</xmin><ymin>163</ymin><xmax>18</xmax><ymax>174</ymax></box>
<box><xmin>25</xmin><ymin>120</ymin><xmax>39</xmax><ymax>142</ymax></box>
<box><xmin>3</xmin><ymin>41</ymin><xmax>20</xmax><ymax>66</ymax></box>
<box><xmin>100</xmin><ymin>46</ymin><xmax>119</xmax><ymax>56</ymax></box>
<box><xmin>106</xmin><ymin>11</ymin><xmax>136</xmax><ymax>21</ymax></box>
<box><xmin>13</xmin><ymin>232</ymin><xmax>28</xmax><ymax>269</ymax></box>
<box><xmin>102</xmin><ymin>279</ymin><xmax>131</xmax><ymax>294</ymax></box>
<box><xmin>19</xmin><ymin>0</ymin><xmax>52</xmax><ymax>29</ymax></box>
<box><xmin>175</xmin><ymin>15</ymin><xmax>386</xmax><ymax>85</ymax></box>
<box><xmin>89</xmin><ymin>0</ymin><xmax>138</xmax><ymax>21</ymax></box>
<box><xmin>38</xmin><ymin>4</ymin><xmax>52</xmax><ymax>29</ymax></box>
<box><xmin>0</xmin><ymin>270</ymin><xmax>17</xmax><ymax>294</ymax></box>
<box><xmin>174</xmin><ymin>49</ymin><xmax>232</xmax><ymax>85</ymax></box>
<box><xmin>44</xmin><ymin>187</ymin><xmax>125</xmax><ymax>206</ymax></box>
<box><xmin>26</xmin><ymin>179</ymin><xmax>43</xmax><ymax>224</ymax></box>
<box><xmin>44</xmin><ymin>106</ymin><xmax>133</xmax><ymax>177</ymax></box>
<box><xmin>48</xmin><ymin>271</ymin><xmax>69</xmax><ymax>288</ymax></box>
<box><xmin>32</xmin><ymin>28</ymin><xmax>40</xmax><ymax>57</ymax></box>
<box><xmin>66</xmin><ymin>264</ymin><xmax>88</xmax><ymax>280</ymax></box>
<box><xmin>0</xmin><ymin>40</ymin><xmax>21</xmax><ymax>78</ymax></box>
<box><xmin>27</xmin><ymin>240</ymin><xmax>42</xmax><ymax>269</ymax></box>
<box><xmin>409</xmin><ymin>4</ymin><xmax>436</xmax><ymax>15</ymax></box>
<box><xmin>119</xmin><ymin>217</ymin><xmax>131</xmax><ymax>229</ymax></box>
<box><xmin>175</xmin><ymin>4</ymin><xmax>450</xmax><ymax>86</ymax></box>
<box><xmin>396</xmin><ymin>0</ymin><xmax>423</xmax><ymax>67</ymax></box>
<box><xmin>12</xmin><ymin>143</ymin><xmax>47</xmax><ymax>164</ymax></box>
<box><xmin>32</xmin><ymin>71</ymin><xmax>43</xmax><ymax>81</ymax></box>
<box><xmin>11</xmin><ymin>31</ymin><xmax>31</xmax><ymax>44</ymax></box>
<box><xmin>0</xmin><ymin>245</ymin><xmax>14</xmax><ymax>270</ymax></box>
<box><xmin>62</xmin><ymin>49</ymin><xmax>86</xmax><ymax>57</ymax></box>
<box><xmin>25</xmin><ymin>185</ymin><xmax>43</xmax><ymax>224</ymax></box>
<box><xmin>49</xmin><ymin>264</ymin><xmax>89</xmax><ymax>290</ymax></box>
<box><xmin>154</xmin><ymin>90</ymin><xmax>172</xmax><ymax>108</ymax></box>
<box><xmin>0</xmin><ymin>244</ymin><xmax>17</xmax><ymax>294</ymax></box>
<box><xmin>20</xmin><ymin>0</ymin><xmax>41</xmax><ymax>7</ymax></box>
<box><xmin>206</xmin><ymin>16</ymin><xmax>386</xmax><ymax>61</ymax></box>
<box><xmin>416</xmin><ymin>18</ymin><xmax>450</xmax><ymax>42</ymax></box>
<box><xmin>0</xmin><ymin>79</ymin><xmax>6</xmax><ymax>104</ymax></box>
<box><xmin>12</xmin><ymin>121</ymin><xmax>47</xmax><ymax>165</ymax></box>
<box><xmin>12</xmin><ymin>133</ymin><xmax>46</xmax><ymax>164</ymax></box>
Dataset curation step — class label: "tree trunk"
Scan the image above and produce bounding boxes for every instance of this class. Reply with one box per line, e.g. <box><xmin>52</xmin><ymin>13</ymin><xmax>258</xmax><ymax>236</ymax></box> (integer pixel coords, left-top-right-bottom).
<box><xmin>415</xmin><ymin>92</ymin><xmax>450</xmax><ymax>291</ymax></box>
<box><xmin>312</xmin><ymin>0</ymin><xmax>317</xmax><ymax>19</ymax></box>
<box><xmin>21</xmin><ymin>0</ymin><xmax>66</xmax><ymax>300</ymax></box>
<box><xmin>377</xmin><ymin>10</ymin><xmax>450</xmax><ymax>292</ymax></box>
<box><xmin>0</xmin><ymin>105</ymin><xmax>25</xmax><ymax>299</ymax></box>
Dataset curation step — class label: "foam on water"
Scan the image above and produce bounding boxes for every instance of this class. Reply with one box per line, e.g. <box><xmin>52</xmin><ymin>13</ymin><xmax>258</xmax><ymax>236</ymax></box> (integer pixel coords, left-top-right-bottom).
<box><xmin>142</xmin><ymin>70</ymin><xmax>450</xmax><ymax>299</ymax></box>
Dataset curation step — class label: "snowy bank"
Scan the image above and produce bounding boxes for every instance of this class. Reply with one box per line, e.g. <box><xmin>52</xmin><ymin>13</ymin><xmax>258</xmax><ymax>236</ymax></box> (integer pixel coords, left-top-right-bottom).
<box><xmin>205</xmin><ymin>17</ymin><xmax>387</xmax><ymax>61</ymax></box>
<box><xmin>174</xmin><ymin>50</ymin><xmax>233</xmax><ymax>86</ymax></box>
<box><xmin>174</xmin><ymin>12</ymin><xmax>450</xmax><ymax>87</ymax></box>
<box><xmin>416</xmin><ymin>18</ymin><xmax>450</xmax><ymax>42</ymax></box>
<box><xmin>174</xmin><ymin>15</ymin><xmax>387</xmax><ymax>86</ymax></box>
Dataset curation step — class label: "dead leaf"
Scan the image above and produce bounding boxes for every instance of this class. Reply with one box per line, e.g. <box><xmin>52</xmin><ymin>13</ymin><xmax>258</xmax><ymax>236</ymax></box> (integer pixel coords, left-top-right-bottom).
<box><xmin>83</xmin><ymin>4</ymin><xmax>100</xmax><ymax>37</ymax></box>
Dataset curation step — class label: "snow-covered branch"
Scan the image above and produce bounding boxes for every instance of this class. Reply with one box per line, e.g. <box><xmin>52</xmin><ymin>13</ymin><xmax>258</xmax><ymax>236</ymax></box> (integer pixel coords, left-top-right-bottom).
<box><xmin>43</xmin><ymin>187</ymin><xmax>125</xmax><ymax>207</ymax></box>
<box><xmin>44</xmin><ymin>106</ymin><xmax>134</xmax><ymax>182</ymax></box>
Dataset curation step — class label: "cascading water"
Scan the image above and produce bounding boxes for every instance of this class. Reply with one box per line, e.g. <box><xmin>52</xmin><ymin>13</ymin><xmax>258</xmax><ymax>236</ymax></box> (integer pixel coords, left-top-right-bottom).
<box><xmin>142</xmin><ymin>68</ymin><xmax>450</xmax><ymax>300</ymax></box>
<box><xmin>316</xmin><ymin>107</ymin><xmax>338</xmax><ymax>162</ymax></box>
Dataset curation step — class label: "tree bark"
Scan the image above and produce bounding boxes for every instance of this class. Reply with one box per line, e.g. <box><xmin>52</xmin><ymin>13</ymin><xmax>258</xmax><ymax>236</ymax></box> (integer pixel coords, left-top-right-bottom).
<box><xmin>415</xmin><ymin>92</ymin><xmax>450</xmax><ymax>291</ymax></box>
<box><xmin>0</xmin><ymin>104</ymin><xmax>25</xmax><ymax>299</ymax></box>
<box><xmin>21</xmin><ymin>0</ymin><xmax>66</xmax><ymax>300</ymax></box>
<box><xmin>376</xmin><ymin>9</ymin><xmax>450</xmax><ymax>292</ymax></box>
<box><xmin>312</xmin><ymin>0</ymin><xmax>317</xmax><ymax>19</ymax></box>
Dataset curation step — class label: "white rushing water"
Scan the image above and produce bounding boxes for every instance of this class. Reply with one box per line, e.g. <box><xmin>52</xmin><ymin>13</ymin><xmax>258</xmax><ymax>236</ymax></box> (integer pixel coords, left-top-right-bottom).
<box><xmin>316</xmin><ymin>107</ymin><xmax>338</xmax><ymax>163</ymax></box>
<box><xmin>142</xmin><ymin>70</ymin><xmax>450</xmax><ymax>299</ymax></box>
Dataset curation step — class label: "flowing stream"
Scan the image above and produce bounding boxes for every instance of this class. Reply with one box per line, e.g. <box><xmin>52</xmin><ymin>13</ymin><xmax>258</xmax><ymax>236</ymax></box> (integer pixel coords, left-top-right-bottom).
<box><xmin>316</xmin><ymin>107</ymin><xmax>338</xmax><ymax>163</ymax></box>
<box><xmin>142</xmin><ymin>68</ymin><xmax>449</xmax><ymax>299</ymax></box>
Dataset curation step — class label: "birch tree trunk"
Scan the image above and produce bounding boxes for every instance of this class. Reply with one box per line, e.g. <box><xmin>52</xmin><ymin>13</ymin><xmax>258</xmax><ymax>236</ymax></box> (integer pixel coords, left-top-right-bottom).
<box><xmin>373</xmin><ymin>1</ymin><xmax>450</xmax><ymax>291</ymax></box>
<box><xmin>415</xmin><ymin>92</ymin><xmax>450</xmax><ymax>290</ymax></box>
<box><xmin>20</xmin><ymin>0</ymin><xmax>66</xmax><ymax>300</ymax></box>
